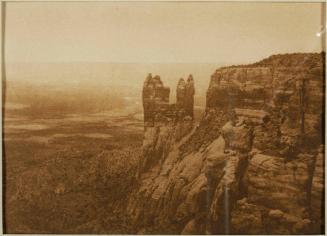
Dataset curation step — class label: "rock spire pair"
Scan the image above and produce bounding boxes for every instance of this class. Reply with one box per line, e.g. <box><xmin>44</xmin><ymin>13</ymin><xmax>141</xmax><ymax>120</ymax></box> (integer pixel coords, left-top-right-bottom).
<box><xmin>142</xmin><ymin>73</ymin><xmax>195</xmax><ymax>124</ymax></box>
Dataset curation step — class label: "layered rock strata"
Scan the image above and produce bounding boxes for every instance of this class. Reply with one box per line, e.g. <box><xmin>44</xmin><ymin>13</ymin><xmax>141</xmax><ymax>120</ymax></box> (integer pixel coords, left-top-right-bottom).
<box><xmin>129</xmin><ymin>53</ymin><xmax>324</xmax><ymax>234</ymax></box>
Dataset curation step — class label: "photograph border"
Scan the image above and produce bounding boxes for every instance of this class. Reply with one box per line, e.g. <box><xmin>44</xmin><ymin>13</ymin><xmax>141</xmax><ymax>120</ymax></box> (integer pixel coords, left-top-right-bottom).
<box><xmin>0</xmin><ymin>0</ymin><xmax>325</xmax><ymax>235</ymax></box>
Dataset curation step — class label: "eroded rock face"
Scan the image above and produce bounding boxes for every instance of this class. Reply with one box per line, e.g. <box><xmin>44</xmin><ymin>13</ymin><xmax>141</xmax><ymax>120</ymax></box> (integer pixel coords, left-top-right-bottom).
<box><xmin>131</xmin><ymin>53</ymin><xmax>324</xmax><ymax>234</ymax></box>
<box><xmin>207</xmin><ymin>53</ymin><xmax>324</xmax><ymax>156</ymax></box>
<box><xmin>185</xmin><ymin>75</ymin><xmax>195</xmax><ymax>118</ymax></box>
<box><xmin>143</xmin><ymin>74</ymin><xmax>195</xmax><ymax>126</ymax></box>
<box><xmin>143</xmin><ymin>74</ymin><xmax>171</xmax><ymax>124</ymax></box>
<box><xmin>231</xmin><ymin>151</ymin><xmax>323</xmax><ymax>234</ymax></box>
<box><xmin>207</xmin><ymin>121</ymin><xmax>253</xmax><ymax>234</ymax></box>
<box><xmin>310</xmin><ymin>145</ymin><xmax>324</xmax><ymax>233</ymax></box>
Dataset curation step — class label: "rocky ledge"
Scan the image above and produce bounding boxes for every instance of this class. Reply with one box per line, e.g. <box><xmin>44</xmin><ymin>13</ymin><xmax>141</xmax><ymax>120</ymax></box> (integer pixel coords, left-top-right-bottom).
<box><xmin>128</xmin><ymin>53</ymin><xmax>324</xmax><ymax>234</ymax></box>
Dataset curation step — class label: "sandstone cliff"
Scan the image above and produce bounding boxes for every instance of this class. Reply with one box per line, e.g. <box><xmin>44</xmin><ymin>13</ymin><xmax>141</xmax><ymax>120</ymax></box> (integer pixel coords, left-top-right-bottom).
<box><xmin>128</xmin><ymin>53</ymin><xmax>324</xmax><ymax>234</ymax></box>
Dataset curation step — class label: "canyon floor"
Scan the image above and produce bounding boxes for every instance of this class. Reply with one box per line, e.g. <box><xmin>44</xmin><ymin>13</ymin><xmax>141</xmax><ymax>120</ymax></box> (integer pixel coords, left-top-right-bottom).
<box><xmin>4</xmin><ymin>107</ymin><xmax>144</xmax><ymax>233</ymax></box>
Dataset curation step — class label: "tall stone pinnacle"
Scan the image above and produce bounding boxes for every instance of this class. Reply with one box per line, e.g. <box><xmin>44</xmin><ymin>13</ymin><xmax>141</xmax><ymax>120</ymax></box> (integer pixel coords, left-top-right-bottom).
<box><xmin>185</xmin><ymin>74</ymin><xmax>195</xmax><ymax>118</ymax></box>
<box><xmin>176</xmin><ymin>78</ymin><xmax>186</xmax><ymax>109</ymax></box>
<box><xmin>142</xmin><ymin>74</ymin><xmax>170</xmax><ymax>123</ymax></box>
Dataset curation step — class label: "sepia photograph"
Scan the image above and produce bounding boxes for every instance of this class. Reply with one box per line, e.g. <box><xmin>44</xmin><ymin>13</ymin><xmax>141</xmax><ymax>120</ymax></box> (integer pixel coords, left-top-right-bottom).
<box><xmin>2</xmin><ymin>1</ymin><xmax>325</xmax><ymax>234</ymax></box>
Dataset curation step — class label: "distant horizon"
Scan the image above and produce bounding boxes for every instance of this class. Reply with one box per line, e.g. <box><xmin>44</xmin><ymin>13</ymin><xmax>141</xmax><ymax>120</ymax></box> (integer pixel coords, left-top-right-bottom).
<box><xmin>5</xmin><ymin>50</ymin><xmax>325</xmax><ymax>65</ymax></box>
<box><xmin>5</xmin><ymin>51</ymin><xmax>324</xmax><ymax>99</ymax></box>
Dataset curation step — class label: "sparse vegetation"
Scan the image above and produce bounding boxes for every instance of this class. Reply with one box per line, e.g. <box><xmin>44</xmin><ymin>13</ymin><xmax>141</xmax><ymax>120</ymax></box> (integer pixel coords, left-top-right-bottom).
<box><xmin>4</xmin><ymin>94</ymin><xmax>143</xmax><ymax>233</ymax></box>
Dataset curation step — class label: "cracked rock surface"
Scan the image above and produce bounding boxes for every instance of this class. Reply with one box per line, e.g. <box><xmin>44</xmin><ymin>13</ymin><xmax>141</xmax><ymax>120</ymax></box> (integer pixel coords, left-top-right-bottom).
<box><xmin>130</xmin><ymin>53</ymin><xmax>324</xmax><ymax>234</ymax></box>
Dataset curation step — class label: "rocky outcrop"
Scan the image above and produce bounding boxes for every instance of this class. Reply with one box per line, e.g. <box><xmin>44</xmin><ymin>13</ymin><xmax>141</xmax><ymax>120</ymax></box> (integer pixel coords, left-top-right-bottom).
<box><xmin>143</xmin><ymin>73</ymin><xmax>195</xmax><ymax>126</ymax></box>
<box><xmin>232</xmin><ymin>153</ymin><xmax>312</xmax><ymax>234</ymax></box>
<box><xmin>207</xmin><ymin>53</ymin><xmax>324</xmax><ymax>156</ymax></box>
<box><xmin>130</xmin><ymin>53</ymin><xmax>324</xmax><ymax>234</ymax></box>
<box><xmin>142</xmin><ymin>74</ymin><xmax>171</xmax><ymax>124</ymax></box>
<box><xmin>310</xmin><ymin>145</ymin><xmax>324</xmax><ymax>233</ymax></box>
<box><xmin>177</xmin><ymin>75</ymin><xmax>195</xmax><ymax>118</ymax></box>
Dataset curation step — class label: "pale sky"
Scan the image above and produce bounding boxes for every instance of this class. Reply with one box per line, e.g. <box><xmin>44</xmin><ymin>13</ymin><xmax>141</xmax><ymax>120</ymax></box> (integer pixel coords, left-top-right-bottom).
<box><xmin>4</xmin><ymin>2</ymin><xmax>324</xmax><ymax>64</ymax></box>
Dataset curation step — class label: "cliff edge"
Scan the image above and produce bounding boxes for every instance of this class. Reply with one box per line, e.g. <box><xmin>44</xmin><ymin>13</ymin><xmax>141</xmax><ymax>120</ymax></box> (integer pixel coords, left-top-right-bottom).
<box><xmin>128</xmin><ymin>53</ymin><xmax>324</xmax><ymax>234</ymax></box>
